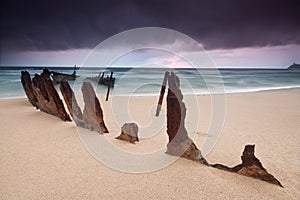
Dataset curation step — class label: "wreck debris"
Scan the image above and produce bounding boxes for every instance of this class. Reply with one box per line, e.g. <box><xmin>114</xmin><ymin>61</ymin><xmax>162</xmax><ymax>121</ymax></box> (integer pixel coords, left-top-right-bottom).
<box><xmin>50</xmin><ymin>65</ymin><xmax>78</xmax><ymax>84</ymax></box>
<box><xmin>166</xmin><ymin>72</ymin><xmax>208</xmax><ymax>164</ymax></box>
<box><xmin>105</xmin><ymin>71</ymin><xmax>114</xmax><ymax>101</ymax></box>
<box><xmin>60</xmin><ymin>81</ymin><xmax>83</xmax><ymax>126</ymax></box>
<box><xmin>61</xmin><ymin>81</ymin><xmax>110</xmax><ymax>133</ymax></box>
<box><xmin>155</xmin><ymin>71</ymin><xmax>169</xmax><ymax>116</ymax></box>
<box><xmin>33</xmin><ymin>71</ymin><xmax>71</xmax><ymax>121</ymax></box>
<box><xmin>115</xmin><ymin>123</ymin><xmax>139</xmax><ymax>144</ymax></box>
<box><xmin>158</xmin><ymin>71</ymin><xmax>282</xmax><ymax>187</ymax></box>
<box><xmin>32</xmin><ymin>70</ymin><xmax>50</xmax><ymax>101</ymax></box>
<box><xmin>21</xmin><ymin>70</ymin><xmax>71</xmax><ymax>121</ymax></box>
<box><xmin>81</xmin><ymin>82</ymin><xmax>109</xmax><ymax>133</ymax></box>
<box><xmin>211</xmin><ymin>145</ymin><xmax>283</xmax><ymax>187</ymax></box>
<box><xmin>21</xmin><ymin>71</ymin><xmax>38</xmax><ymax>107</ymax></box>
<box><xmin>87</xmin><ymin>71</ymin><xmax>116</xmax><ymax>87</ymax></box>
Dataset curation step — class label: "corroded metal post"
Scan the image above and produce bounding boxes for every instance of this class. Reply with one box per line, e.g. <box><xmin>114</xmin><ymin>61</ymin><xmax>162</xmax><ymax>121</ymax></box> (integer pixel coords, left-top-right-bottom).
<box><xmin>21</xmin><ymin>70</ymin><xmax>71</xmax><ymax>121</ymax></box>
<box><xmin>21</xmin><ymin>71</ymin><xmax>37</xmax><ymax>107</ymax></box>
<box><xmin>155</xmin><ymin>71</ymin><xmax>169</xmax><ymax>116</ymax></box>
<box><xmin>60</xmin><ymin>81</ymin><xmax>83</xmax><ymax>126</ymax></box>
<box><xmin>82</xmin><ymin>82</ymin><xmax>109</xmax><ymax>133</ymax></box>
<box><xmin>166</xmin><ymin>72</ymin><xmax>207</xmax><ymax>164</ymax></box>
<box><xmin>105</xmin><ymin>71</ymin><xmax>114</xmax><ymax>101</ymax></box>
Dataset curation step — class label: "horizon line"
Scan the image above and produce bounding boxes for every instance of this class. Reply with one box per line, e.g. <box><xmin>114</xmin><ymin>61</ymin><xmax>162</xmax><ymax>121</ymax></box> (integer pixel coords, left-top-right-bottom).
<box><xmin>0</xmin><ymin>64</ymin><xmax>296</xmax><ymax>70</ymax></box>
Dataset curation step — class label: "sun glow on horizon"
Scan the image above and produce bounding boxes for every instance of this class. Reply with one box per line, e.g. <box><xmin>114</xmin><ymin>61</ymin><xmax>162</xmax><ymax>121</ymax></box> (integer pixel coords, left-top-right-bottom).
<box><xmin>1</xmin><ymin>45</ymin><xmax>300</xmax><ymax>68</ymax></box>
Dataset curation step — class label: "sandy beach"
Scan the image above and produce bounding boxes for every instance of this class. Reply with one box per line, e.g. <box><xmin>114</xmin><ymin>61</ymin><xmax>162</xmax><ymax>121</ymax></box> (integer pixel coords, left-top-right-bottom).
<box><xmin>0</xmin><ymin>88</ymin><xmax>299</xmax><ymax>199</ymax></box>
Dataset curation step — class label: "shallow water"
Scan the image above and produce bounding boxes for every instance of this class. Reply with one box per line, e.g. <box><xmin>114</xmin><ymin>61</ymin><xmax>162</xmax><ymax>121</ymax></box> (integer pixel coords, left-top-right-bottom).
<box><xmin>0</xmin><ymin>66</ymin><xmax>299</xmax><ymax>98</ymax></box>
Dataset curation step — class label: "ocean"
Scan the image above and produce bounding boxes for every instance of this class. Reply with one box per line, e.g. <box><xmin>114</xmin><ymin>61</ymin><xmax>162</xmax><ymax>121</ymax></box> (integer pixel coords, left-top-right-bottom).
<box><xmin>0</xmin><ymin>66</ymin><xmax>300</xmax><ymax>99</ymax></box>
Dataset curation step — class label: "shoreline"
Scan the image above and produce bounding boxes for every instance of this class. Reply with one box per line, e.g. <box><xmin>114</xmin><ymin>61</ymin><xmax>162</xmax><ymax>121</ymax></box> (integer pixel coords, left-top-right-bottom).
<box><xmin>1</xmin><ymin>86</ymin><xmax>300</xmax><ymax>100</ymax></box>
<box><xmin>1</xmin><ymin>88</ymin><xmax>299</xmax><ymax>199</ymax></box>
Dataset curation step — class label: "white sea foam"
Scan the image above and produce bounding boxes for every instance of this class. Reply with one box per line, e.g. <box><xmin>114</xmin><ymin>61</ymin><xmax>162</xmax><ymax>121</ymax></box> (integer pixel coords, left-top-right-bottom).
<box><xmin>1</xmin><ymin>67</ymin><xmax>300</xmax><ymax>99</ymax></box>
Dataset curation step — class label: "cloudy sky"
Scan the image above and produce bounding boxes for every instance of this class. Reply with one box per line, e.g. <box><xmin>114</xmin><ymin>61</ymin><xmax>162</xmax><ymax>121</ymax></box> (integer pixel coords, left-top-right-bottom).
<box><xmin>1</xmin><ymin>0</ymin><xmax>300</xmax><ymax>68</ymax></box>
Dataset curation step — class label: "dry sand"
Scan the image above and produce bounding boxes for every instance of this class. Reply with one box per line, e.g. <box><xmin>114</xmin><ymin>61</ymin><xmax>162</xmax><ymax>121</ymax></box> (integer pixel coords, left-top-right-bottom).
<box><xmin>0</xmin><ymin>89</ymin><xmax>299</xmax><ymax>199</ymax></box>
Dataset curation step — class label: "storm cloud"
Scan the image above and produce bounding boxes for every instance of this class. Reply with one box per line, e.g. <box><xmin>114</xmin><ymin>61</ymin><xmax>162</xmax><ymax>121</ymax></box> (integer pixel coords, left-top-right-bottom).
<box><xmin>1</xmin><ymin>0</ymin><xmax>300</xmax><ymax>51</ymax></box>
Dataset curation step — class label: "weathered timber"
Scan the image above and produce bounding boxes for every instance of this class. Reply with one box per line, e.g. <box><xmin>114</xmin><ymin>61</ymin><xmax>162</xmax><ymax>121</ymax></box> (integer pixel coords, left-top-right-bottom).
<box><xmin>81</xmin><ymin>82</ymin><xmax>109</xmax><ymax>133</ymax></box>
<box><xmin>166</xmin><ymin>72</ymin><xmax>208</xmax><ymax>164</ymax></box>
<box><xmin>21</xmin><ymin>71</ymin><xmax>38</xmax><ymax>107</ymax></box>
<box><xmin>115</xmin><ymin>123</ymin><xmax>139</xmax><ymax>144</ymax></box>
<box><xmin>60</xmin><ymin>81</ymin><xmax>83</xmax><ymax>126</ymax></box>
<box><xmin>211</xmin><ymin>145</ymin><xmax>283</xmax><ymax>187</ymax></box>
<box><xmin>155</xmin><ymin>71</ymin><xmax>169</xmax><ymax>116</ymax></box>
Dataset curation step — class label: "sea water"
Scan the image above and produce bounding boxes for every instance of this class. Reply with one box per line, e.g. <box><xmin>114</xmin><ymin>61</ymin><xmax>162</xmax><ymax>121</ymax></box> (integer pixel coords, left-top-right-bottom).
<box><xmin>0</xmin><ymin>66</ymin><xmax>300</xmax><ymax>99</ymax></box>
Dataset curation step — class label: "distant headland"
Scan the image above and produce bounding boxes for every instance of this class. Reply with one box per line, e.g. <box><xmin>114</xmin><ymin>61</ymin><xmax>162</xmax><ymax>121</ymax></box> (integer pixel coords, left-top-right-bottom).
<box><xmin>288</xmin><ymin>63</ymin><xmax>300</xmax><ymax>70</ymax></box>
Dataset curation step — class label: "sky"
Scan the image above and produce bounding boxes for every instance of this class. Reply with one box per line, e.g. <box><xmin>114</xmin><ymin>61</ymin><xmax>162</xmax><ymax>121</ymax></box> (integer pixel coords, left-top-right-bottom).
<box><xmin>1</xmin><ymin>0</ymin><xmax>300</xmax><ymax>68</ymax></box>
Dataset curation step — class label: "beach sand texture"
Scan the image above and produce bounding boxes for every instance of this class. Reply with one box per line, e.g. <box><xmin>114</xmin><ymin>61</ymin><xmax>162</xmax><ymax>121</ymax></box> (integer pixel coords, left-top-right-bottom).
<box><xmin>0</xmin><ymin>89</ymin><xmax>299</xmax><ymax>199</ymax></box>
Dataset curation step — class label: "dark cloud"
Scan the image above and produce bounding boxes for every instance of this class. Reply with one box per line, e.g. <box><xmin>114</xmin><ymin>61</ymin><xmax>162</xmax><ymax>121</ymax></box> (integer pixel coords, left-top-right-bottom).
<box><xmin>1</xmin><ymin>0</ymin><xmax>300</xmax><ymax>51</ymax></box>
